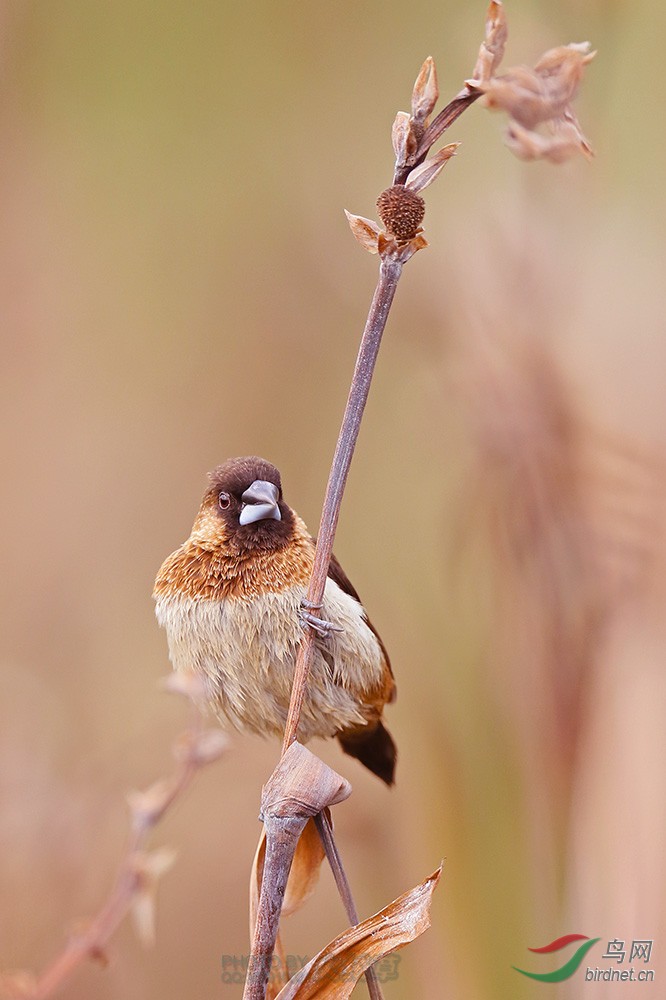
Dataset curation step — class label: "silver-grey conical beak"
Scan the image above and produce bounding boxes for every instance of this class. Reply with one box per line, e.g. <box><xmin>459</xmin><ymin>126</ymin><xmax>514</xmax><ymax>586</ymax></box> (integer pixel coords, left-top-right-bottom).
<box><xmin>239</xmin><ymin>480</ymin><xmax>282</xmax><ymax>525</ymax></box>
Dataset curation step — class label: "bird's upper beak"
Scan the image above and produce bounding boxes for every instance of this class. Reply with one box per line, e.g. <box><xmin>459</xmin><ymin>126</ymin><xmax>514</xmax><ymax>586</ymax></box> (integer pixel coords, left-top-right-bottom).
<box><xmin>239</xmin><ymin>480</ymin><xmax>282</xmax><ymax>525</ymax></box>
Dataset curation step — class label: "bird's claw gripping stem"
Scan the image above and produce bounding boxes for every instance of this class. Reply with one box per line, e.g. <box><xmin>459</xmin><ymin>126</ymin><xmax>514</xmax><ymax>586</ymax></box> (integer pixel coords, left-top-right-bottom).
<box><xmin>299</xmin><ymin>599</ymin><xmax>344</xmax><ymax>638</ymax></box>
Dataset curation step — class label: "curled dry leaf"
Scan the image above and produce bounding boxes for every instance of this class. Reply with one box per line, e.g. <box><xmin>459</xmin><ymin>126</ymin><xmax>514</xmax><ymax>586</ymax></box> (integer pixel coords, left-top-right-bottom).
<box><xmin>274</xmin><ymin>866</ymin><xmax>443</xmax><ymax>999</ymax></box>
<box><xmin>261</xmin><ymin>743</ymin><xmax>352</xmax><ymax>820</ymax></box>
<box><xmin>406</xmin><ymin>143</ymin><xmax>459</xmax><ymax>193</ymax></box>
<box><xmin>250</xmin><ymin>819</ymin><xmax>327</xmax><ymax>999</ymax></box>
<box><xmin>468</xmin><ymin>0</ymin><xmax>507</xmax><ymax>87</ymax></box>
<box><xmin>344</xmin><ymin>211</ymin><xmax>381</xmax><ymax>254</ymax></box>
<box><xmin>411</xmin><ymin>56</ymin><xmax>439</xmax><ymax>124</ymax></box>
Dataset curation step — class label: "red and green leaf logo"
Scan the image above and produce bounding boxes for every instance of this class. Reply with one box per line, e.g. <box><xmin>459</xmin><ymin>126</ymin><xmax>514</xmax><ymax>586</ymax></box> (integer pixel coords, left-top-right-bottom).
<box><xmin>513</xmin><ymin>934</ymin><xmax>601</xmax><ymax>983</ymax></box>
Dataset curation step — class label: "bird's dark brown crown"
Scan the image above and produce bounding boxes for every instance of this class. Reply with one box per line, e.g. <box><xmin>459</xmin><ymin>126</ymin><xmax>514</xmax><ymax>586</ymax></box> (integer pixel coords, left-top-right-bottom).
<box><xmin>208</xmin><ymin>456</ymin><xmax>282</xmax><ymax>499</ymax></box>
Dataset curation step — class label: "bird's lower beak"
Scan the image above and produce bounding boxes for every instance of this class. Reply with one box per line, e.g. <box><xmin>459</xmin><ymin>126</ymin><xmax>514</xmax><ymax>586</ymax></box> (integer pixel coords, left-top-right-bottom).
<box><xmin>239</xmin><ymin>480</ymin><xmax>282</xmax><ymax>525</ymax></box>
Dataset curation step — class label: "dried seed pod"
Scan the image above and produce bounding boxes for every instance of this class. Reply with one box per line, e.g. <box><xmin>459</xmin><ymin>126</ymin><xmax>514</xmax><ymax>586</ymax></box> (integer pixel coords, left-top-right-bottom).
<box><xmin>376</xmin><ymin>185</ymin><xmax>425</xmax><ymax>241</ymax></box>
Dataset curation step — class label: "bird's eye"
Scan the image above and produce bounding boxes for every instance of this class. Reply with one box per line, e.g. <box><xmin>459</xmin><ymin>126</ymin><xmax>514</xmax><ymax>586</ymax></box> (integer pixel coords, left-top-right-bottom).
<box><xmin>218</xmin><ymin>491</ymin><xmax>231</xmax><ymax>510</ymax></box>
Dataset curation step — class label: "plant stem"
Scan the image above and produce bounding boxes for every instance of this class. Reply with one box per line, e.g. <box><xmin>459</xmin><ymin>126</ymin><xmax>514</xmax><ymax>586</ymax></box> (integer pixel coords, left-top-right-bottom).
<box><xmin>243</xmin><ymin>816</ymin><xmax>307</xmax><ymax>1000</ymax></box>
<box><xmin>393</xmin><ymin>88</ymin><xmax>481</xmax><ymax>185</ymax></box>
<box><xmin>281</xmin><ymin>255</ymin><xmax>403</xmax><ymax>753</ymax></box>
<box><xmin>314</xmin><ymin>811</ymin><xmax>385</xmax><ymax>1000</ymax></box>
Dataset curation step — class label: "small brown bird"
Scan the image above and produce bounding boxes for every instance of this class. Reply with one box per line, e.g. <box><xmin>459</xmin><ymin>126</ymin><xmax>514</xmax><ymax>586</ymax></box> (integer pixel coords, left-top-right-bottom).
<box><xmin>153</xmin><ymin>457</ymin><xmax>397</xmax><ymax>784</ymax></box>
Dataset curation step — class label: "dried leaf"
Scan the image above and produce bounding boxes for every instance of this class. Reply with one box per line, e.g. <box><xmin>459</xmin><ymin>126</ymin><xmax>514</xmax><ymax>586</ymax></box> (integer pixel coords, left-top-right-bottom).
<box><xmin>505</xmin><ymin>116</ymin><xmax>593</xmax><ymax>163</ymax></box>
<box><xmin>250</xmin><ymin>819</ymin><xmax>327</xmax><ymax>998</ymax></box>
<box><xmin>391</xmin><ymin>111</ymin><xmax>418</xmax><ymax>165</ymax></box>
<box><xmin>261</xmin><ymin>742</ymin><xmax>352</xmax><ymax>820</ymax></box>
<box><xmin>393</xmin><ymin>232</ymin><xmax>429</xmax><ymax>264</ymax></box>
<box><xmin>344</xmin><ymin>211</ymin><xmax>381</xmax><ymax>254</ymax></box>
<box><xmin>174</xmin><ymin>727</ymin><xmax>229</xmax><ymax>765</ymax></box>
<box><xmin>468</xmin><ymin>0</ymin><xmax>507</xmax><ymax>87</ymax></box>
<box><xmin>161</xmin><ymin>670</ymin><xmax>208</xmax><ymax>702</ymax></box>
<box><xmin>283</xmin><ymin>817</ymin><xmax>326</xmax><ymax>917</ymax></box>
<box><xmin>129</xmin><ymin>847</ymin><xmax>177</xmax><ymax>948</ymax></box>
<box><xmin>127</xmin><ymin>779</ymin><xmax>174</xmax><ymax>829</ymax></box>
<box><xmin>411</xmin><ymin>56</ymin><xmax>439</xmax><ymax>123</ymax></box>
<box><xmin>405</xmin><ymin>143</ymin><xmax>459</xmax><ymax>193</ymax></box>
<box><xmin>274</xmin><ymin>866</ymin><xmax>443</xmax><ymax>999</ymax></box>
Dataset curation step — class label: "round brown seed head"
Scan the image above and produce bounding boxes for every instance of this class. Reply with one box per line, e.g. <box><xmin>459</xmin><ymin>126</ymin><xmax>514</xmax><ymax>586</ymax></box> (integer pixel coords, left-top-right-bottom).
<box><xmin>376</xmin><ymin>185</ymin><xmax>425</xmax><ymax>241</ymax></box>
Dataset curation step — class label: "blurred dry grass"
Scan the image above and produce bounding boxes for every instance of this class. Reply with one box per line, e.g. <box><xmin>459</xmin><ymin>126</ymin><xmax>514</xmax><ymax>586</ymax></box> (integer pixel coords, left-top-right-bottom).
<box><xmin>1</xmin><ymin>1</ymin><xmax>665</xmax><ymax>997</ymax></box>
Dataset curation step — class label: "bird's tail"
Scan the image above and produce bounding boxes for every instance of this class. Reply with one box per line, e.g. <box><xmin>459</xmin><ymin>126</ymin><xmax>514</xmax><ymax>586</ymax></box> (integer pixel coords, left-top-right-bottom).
<box><xmin>338</xmin><ymin>721</ymin><xmax>396</xmax><ymax>786</ymax></box>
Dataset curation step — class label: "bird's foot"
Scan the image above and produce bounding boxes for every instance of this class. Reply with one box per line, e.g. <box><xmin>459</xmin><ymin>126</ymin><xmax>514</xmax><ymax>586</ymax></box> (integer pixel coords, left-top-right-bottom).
<box><xmin>299</xmin><ymin>599</ymin><xmax>343</xmax><ymax>638</ymax></box>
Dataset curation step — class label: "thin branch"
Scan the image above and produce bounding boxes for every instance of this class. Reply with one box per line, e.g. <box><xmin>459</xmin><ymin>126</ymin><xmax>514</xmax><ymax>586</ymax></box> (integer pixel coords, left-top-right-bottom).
<box><xmin>314</xmin><ymin>812</ymin><xmax>384</xmax><ymax>1000</ymax></box>
<box><xmin>393</xmin><ymin>87</ymin><xmax>481</xmax><ymax>185</ymax></box>
<box><xmin>4</xmin><ymin>698</ymin><xmax>228</xmax><ymax>1000</ymax></box>
<box><xmin>281</xmin><ymin>255</ymin><xmax>403</xmax><ymax>753</ymax></box>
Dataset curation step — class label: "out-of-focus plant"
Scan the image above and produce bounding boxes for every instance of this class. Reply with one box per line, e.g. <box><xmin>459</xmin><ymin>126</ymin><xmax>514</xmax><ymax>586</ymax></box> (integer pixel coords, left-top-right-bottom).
<box><xmin>0</xmin><ymin>674</ymin><xmax>227</xmax><ymax>999</ymax></box>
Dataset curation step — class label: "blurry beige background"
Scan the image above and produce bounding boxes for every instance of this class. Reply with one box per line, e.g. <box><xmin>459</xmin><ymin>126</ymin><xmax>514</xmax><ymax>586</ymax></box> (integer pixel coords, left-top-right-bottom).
<box><xmin>1</xmin><ymin>1</ymin><xmax>665</xmax><ymax>998</ymax></box>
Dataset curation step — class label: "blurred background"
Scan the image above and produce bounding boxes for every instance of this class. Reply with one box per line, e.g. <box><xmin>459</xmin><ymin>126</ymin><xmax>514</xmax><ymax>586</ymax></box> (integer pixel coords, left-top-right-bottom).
<box><xmin>1</xmin><ymin>1</ymin><xmax>665</xmax><ymax>997</ymax></box>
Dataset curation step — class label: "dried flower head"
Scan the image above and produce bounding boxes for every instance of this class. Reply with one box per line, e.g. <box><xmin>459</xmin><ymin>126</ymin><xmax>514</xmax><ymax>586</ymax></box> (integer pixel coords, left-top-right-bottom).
<box><xmin>479</xmin><ymin>41</ymin><xmax>595</xmax><ymax>161</ymax></box>
<box><xmin>376</xmin><ymin>185</ymin><xmax>425</xmax><ymax>241</ymax></box>
<box><xmin>468</xmin><ymin>0</ymin><xmax>508</xmax><ymax>88</ymax></box>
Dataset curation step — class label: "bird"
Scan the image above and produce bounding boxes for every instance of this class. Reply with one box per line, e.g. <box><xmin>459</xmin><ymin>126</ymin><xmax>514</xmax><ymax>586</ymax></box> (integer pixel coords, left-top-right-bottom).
<box><xmin>153</xmin><ymin>456</ymin><xmax>397</xmax><ymax>784</ymax></box>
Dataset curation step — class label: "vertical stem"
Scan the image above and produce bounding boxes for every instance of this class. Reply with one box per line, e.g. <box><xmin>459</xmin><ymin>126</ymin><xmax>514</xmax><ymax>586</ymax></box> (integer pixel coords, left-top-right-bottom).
<box><xmin>281</xmin><ymin>256</ymin><xmax>403</xmax><ymax>753</ymax></box>
<box><xmin>314</xmin><ymin>811</ymin><xmax>385</xmax><ymax>1000</ymax></box>
<box><xmin>243</xmin><ymin>816</ymin><xmax>307</xmax><ymax>1000</ymax></box>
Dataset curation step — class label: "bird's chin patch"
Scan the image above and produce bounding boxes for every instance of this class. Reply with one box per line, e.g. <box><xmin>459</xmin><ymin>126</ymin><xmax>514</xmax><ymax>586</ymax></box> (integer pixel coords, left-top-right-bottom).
<box><xmin>234</xmin><ymin>514</ymin><xmax>292</xmax><ymax>554</ymax></box>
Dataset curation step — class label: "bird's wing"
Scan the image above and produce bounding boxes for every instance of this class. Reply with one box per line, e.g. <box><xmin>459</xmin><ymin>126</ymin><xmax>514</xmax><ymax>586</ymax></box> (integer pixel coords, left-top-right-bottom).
<box><xmin>324</xmin><ymin>547</ymin><xmax>397</xmax><ymax>702</ymax></box>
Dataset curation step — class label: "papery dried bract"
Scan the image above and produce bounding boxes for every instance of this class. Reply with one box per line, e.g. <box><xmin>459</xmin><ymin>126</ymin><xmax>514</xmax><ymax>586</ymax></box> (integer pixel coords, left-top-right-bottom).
<box><xmin>127</xmin><ymin>779</ymin><xmax>174</xmax><ymax>830</ymax></box>
<box><xmin>274</xmin><ymin>866</ymin><xmax>443</xmax><ymax>999</ymax></box>
<box><xmin>406</xmin><ymin>143</ymin><xmax>459</xmax><ymax>193</ymax></box>
<box><xmin>411</xmin><ymin>56</ymin><xmax>439</xmax><ymax>123</ymax></box>
<box><xmin>344</xmin><ymin>211</ymin><xmax>381</xmax><ymax>254</ymax></box>
<box><xmin>175</xmin><ymin>727</ymin><xmax>229</xmax><ymax>766</ymax></box>
<box><xmin>482</xmin><ymin>43</ymin><xmax>594</xmax><ymax>129</ymax></box>
<box><xmin>506</xmin><ymin>118</ymin><xmax>593</xmax><ymax>163</ymax></box>
<box><xmin>468</xmin><ymin>0</ymin><xmax>507</xmax><ymax>87</ymax></box>
<box><xmin>391</xmin><ymin>111</ymin><xmax>419</xmax><ymax>165</ymax></box>
<box><xmin>129</xmin><ymin>847</ymin><xmax>177</xmax><ymax>948</ymax></box>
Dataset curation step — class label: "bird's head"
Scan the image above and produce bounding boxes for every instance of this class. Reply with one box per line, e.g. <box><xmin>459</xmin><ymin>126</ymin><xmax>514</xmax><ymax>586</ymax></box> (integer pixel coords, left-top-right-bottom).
<box><xmin>192</xmin><ymin>456</ymin><xmax>296</xmax><ymax>554</ymax></box>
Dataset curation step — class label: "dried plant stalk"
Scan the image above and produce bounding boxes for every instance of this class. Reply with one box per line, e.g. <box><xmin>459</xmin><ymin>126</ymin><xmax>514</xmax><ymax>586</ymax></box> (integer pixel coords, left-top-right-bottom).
<box><xmin>246</xmin><ymin>5</ymin><xmax>595</xmax><ymax>998</ymax></box>
<box><xmin>0</xmin><ymin>681</ymin><xmax>227</xmax><ymax>1000</ymax></box>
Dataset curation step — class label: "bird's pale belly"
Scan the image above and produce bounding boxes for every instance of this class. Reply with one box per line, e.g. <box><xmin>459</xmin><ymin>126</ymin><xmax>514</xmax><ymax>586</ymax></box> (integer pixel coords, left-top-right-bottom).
<box><xmin>155</xmin><ymin>578</ymin><xmax>384</xmax><ymax>742</ymax></box>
